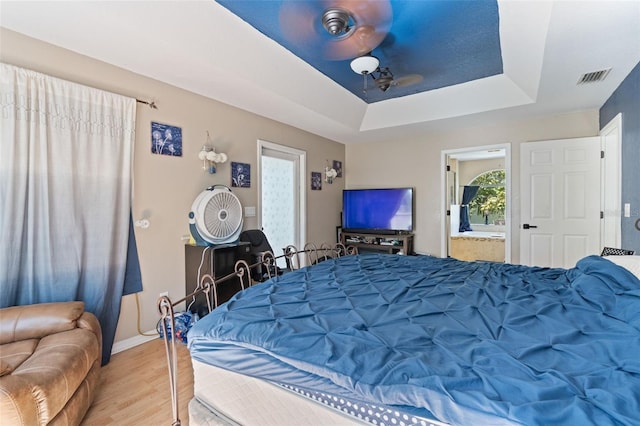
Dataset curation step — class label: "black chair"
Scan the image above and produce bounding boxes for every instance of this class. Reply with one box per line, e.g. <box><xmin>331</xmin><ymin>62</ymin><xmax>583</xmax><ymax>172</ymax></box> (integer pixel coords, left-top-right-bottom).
<box><xmin>239</xmin><ymin>229</ymin><xmax>283</xmax><ymax>282</ymax></box>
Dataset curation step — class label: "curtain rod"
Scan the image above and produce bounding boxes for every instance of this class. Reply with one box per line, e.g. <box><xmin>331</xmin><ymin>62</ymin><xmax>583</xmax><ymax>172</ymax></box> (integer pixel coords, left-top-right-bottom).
<box><xmin>136</xmin><ymin>99</ymin><xmax>158</xmax><ymax>109</ymax></box>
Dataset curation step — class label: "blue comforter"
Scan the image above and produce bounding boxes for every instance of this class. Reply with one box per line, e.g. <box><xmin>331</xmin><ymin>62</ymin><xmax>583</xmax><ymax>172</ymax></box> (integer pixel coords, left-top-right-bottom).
<box><xmin>188</xmin><ymin>254</ymin><xmax>640</xmax><ymax>425</ymax></box>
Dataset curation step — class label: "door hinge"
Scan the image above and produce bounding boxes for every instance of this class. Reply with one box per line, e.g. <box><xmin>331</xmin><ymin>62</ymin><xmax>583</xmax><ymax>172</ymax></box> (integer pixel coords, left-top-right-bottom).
<box><xmin>446</xmin><ymin>210</ymin><xmax>451</xmax><ymax>216</ymax></box>
<box><xmin>601</xmin><ymin>150</ymin><xmax>605</xmax><ymax>159</ymax></box>
<box><xmin>446</xmin><ymin>165</ymin><xmax>451</xmax><ymax>172</ymax></box>
<box><xmin>600</xmin><ymin>211</ymin><xmax>604</xmax><ymax>219</ymax></box>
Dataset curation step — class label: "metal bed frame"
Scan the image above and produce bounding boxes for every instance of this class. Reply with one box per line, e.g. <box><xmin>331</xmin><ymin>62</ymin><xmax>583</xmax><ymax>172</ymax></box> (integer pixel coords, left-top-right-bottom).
<box><xmin>157</xmin><ymin>244</ymin><xmax>356</xmax><ymax>425</ymax></box>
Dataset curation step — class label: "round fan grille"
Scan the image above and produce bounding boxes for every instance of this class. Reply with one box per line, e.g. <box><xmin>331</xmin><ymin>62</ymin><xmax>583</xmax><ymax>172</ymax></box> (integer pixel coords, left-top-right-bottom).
<box><xmin>191</xmin><ymin>186</ymin><xmax>243</xmax><ymax>245</ymax></box>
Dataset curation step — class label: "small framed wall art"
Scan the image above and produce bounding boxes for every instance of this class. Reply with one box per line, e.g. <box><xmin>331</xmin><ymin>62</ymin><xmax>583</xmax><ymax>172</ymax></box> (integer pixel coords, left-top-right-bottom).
<box><xmin>151</xmin><ymin>122</ymin><xmax>182</xmax><ymax>156</ymax></box>
<box><xmin>231</xmin><ymin>162</ymin><xmax>251</xmax><ymax>188</ymax></box>
<box><xmin>311</xmin><ymin>172</ymin><xmax>322</xmax><ymax>190</ymax></box>
<box><xmin>333</xmin><ymin>160</ymin><xmax>343</xmax><ymax>178</ymax></box>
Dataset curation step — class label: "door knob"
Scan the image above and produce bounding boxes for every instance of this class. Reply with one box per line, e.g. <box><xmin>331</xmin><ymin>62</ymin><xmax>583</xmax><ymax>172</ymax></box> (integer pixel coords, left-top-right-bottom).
<box><xmin>522</xmin><ymin>224</ymin><xmax>538</xmax><ymax>229</ymax></box>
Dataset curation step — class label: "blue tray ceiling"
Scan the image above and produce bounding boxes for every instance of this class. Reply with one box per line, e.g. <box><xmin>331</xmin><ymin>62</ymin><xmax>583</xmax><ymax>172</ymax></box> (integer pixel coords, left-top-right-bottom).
<box><xmin>216</xmin><ymin>0</ymin><xmax>503</xmax><ymax>103</ymax></box>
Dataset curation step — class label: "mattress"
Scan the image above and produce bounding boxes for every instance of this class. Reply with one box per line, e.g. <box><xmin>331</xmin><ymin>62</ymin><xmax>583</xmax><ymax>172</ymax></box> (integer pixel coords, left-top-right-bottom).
<box><xmin>191</xmin><ymin>359</ymin><xmax>447</xmax><ymax>426</ymax></box>
<box><xmin>189</xmin><ymin>253</ymin><xmax>640</xmax><ymax>425</ymax></box>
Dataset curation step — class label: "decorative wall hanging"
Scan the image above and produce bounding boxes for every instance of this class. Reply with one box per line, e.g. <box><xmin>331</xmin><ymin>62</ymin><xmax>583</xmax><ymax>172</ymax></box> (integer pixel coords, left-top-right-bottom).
<box><xmin>198</xmin><ymin>131</ymin><xmax>228</xmax><ymax>173</ymax></box>
<box><xmin>151</xmin><ymin>122</ymin><xmax>182</xmax><ymax>156</ymax></box>
<box><xmin>325</xmin><ymin>165</ymin><xmax>338</xmax><ymax>184</ymax></box>
<box><xmin>311</xmin><ymin>172</ymin><xmax>322</xmax><ymax>190</ymax></box>
<box><xmin>333</xmin><ymin>160</ymin><xmax>343</xmax><ymax>178</ymax></box>
<box><xmin>231</xmin><ymin>162</ymin><xmax>251</xmax><ymax>188</ymax></box>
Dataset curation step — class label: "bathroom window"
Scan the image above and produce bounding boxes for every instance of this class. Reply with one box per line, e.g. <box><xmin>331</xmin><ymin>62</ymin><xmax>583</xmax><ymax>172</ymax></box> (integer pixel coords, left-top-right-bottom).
<box><xmin>468</xmin><ymin>170</ymin><xmax>505</xmax><ymax>225</ymax></box>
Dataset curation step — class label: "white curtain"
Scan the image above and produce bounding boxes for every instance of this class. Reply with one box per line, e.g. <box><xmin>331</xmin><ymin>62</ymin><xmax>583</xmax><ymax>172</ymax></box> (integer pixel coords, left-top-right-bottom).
<box><xmin>0</xmin><ymin>63</ymin><xmax>137</xmax><ymax>363</ymax></box>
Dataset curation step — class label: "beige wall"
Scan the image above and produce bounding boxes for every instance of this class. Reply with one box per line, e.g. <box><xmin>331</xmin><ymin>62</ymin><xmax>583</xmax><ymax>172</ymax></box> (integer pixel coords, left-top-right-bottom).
<box><xmin>346</xmin><ymin>111</ymin><xmax>600</xmax><ymax>263</ymax></box>
<box><xmin>1</xmin><ymin>28</ymin><xmax>602</xmax><ymax>346</ymax></box>
<box><xmin>1</xmin><ymin>29</ymin><xmax>345</xmax><ymax>344</ymax></box>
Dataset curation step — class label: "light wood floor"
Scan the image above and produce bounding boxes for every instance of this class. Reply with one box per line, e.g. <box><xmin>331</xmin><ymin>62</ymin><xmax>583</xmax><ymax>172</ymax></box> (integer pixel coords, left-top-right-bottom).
<box><xmin>82</xmin><ymin>338</ymin><xmax>193</xmax><ymax>425</ymax></box>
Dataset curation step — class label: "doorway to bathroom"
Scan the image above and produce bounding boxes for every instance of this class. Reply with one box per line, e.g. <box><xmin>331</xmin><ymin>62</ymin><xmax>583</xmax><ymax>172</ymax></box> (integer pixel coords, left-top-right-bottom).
<box><xmin>441</xmin><ymin>144</ymin><xmax>511</xmax><ymax>263</ymax></box>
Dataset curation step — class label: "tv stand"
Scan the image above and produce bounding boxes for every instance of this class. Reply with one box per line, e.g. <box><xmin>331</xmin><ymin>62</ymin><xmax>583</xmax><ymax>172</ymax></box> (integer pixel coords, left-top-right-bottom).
<box><xmin>341</xmin><ymin>231</ymin><xmax>414</xmax><ymax>255</ymax></box>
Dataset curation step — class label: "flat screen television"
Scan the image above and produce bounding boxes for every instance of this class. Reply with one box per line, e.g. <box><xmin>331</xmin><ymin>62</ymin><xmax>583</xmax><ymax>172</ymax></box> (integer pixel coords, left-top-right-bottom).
<box><xmin>342</xmin><ymin>188</ymin><xmax>414</xmax><ymax>234</ymax></box>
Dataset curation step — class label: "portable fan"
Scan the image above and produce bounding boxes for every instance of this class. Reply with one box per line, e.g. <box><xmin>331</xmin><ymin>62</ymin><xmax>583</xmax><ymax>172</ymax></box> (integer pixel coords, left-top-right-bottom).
<box><xmin>188</xmin><ymin>185</ymin><xmax>243</xmax><ymax>246</ymax></box>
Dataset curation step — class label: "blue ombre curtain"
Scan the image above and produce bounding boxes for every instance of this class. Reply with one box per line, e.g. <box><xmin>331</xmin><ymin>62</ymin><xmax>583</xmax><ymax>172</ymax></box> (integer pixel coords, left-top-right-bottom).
<box><xmin>0</xmin><ymin>63</ymin><xmax>142</xmax><ymax>364</ymax></box>
<box><xmin>459</xmin><ymin>185</ymin><xmax>480</xmax><ymax>232</ymax></box>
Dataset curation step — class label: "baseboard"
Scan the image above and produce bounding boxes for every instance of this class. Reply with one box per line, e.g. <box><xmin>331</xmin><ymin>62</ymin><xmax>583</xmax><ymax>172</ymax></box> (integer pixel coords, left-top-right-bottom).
<box><xmin>111</xmin><ymin>330</ymin><xmax>158</xmax><ymax>354</ymax></box>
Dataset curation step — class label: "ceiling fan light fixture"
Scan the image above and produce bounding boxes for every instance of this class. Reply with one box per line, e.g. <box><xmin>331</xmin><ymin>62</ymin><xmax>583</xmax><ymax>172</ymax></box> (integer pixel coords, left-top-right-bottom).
<box><xmin>350</xmin><ymin>55</ymin><xmax>379</xmax><ymax>75</ymax></box>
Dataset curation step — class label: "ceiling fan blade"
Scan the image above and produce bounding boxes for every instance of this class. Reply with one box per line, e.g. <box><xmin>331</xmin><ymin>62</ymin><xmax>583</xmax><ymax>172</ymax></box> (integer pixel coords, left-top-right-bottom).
<box><xmin>323</xmin><ymin>25</ymin><xmax>389</xmax><ymax>61</ymax></box>
<box><xmin>278</xmin><ymin>2</ymin><xmax>319</xmax><ymax>47</ymax></box>
<box><xmin>279</xmin><ymin>0</ymin><xmax>392</xmax><ymax>61</ymax></box>
<box><xmin>324</xmin><ymin>0</ymin><xmax>393</xmax><ymax>61</ymax></box>
<box><xmin>394</xmin><ymin>74</ymin><xmax>424</xmax><ymax>87</ymax></box>
<box><xmin>324</xmin><ymin>0</ymin><xmax>392</xmax><ymax>60</ymax></box>
<box><xmin>330</xmin><ymin>0</ymin><xmax>392</xmax><ymax>28</ymax></box>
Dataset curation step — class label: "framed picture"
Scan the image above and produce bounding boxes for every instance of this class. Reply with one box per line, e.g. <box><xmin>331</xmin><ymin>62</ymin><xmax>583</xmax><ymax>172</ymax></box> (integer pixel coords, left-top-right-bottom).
<box><xmin>333</xmin><ymin>160</ymin><xmax>343</xmax><ymax>178</ymax></box>
<box><xmin>151</xmin><ymin>122</ymin><xmax>182</xmax><ymax>156</ymax></box>
<box><xmin>311</xmin><ymin>171</ymin><xmax>322</xmax><ymax>190</ymax></box>
<box><xmin>231</xmin><ymin>162</ymin><xmax>251</xmax><ymax>188</ymax></box>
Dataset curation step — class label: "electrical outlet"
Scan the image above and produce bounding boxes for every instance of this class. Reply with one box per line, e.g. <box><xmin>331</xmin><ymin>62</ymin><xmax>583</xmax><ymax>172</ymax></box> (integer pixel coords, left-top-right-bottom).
<box><xmin>159</xmin><ymin>291</ymin><xmax>169</xmax><ymax>298</ymax></box>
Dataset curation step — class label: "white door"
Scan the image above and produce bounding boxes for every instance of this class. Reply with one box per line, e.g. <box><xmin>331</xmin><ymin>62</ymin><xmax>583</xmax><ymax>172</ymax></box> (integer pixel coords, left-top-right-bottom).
<box><xmin>600</xmin><ymin>114</ymin><xmax>622</xmax><ymax>248</ymax></box>
<box><xmin>258</xmin><ymin>141</ymin><xmax>306</xmax><ymax>267</ymax></box>
<box><xmin>520</xmin><ymin>137</ymin><xmax>601</xmax><ymax>268</ymax></box>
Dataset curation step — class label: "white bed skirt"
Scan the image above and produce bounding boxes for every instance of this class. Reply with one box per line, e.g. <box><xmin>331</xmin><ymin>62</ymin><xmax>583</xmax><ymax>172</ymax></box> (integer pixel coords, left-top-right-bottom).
<box><xmin>191</xmin><ymin>359</ymin><xmax>368</xmax><ymax>426</ymax></box>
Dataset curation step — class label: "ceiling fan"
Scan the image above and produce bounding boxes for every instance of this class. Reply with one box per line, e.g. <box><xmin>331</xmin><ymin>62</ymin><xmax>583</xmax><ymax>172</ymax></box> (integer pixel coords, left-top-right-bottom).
<box><xmin>371</xmin><ymin>67</ymin><xmax>423</xmax><ymax>92</ymax></box>
<box><xmin>279</xmin><ymin>0</ymin><xmax>393</xmax><ymax>61</ymax></box>
<box><xmin>350</xmin><ymin>55</ymin><xmax>423</xmax><ymax>95</ymax></box>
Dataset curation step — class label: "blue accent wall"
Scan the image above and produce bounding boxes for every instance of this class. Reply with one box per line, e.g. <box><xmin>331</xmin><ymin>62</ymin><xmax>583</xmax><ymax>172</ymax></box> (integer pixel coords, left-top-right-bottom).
<box><xmin>600</xmin><ymin>61</ymin><xmax>640</xmax><ymax>251</ymax></box>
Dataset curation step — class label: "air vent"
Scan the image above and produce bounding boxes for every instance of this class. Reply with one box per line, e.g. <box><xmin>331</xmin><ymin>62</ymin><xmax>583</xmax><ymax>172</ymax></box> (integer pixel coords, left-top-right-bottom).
<box><xmin>577</xmin><ymin>68</ymin><xmax>611</xmax><ymax>84</ymax></box>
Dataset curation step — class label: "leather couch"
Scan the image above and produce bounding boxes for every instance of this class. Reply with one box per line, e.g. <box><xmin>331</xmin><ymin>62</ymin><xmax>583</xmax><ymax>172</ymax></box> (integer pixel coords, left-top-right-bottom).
<box><xmin>0</xmin><ymin>301</ymin><xmax>102</xmax><ymax>425</ymax></box>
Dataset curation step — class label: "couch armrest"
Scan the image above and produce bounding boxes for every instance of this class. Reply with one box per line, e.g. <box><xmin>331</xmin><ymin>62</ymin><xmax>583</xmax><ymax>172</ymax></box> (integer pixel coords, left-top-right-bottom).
<box><xmin>77</xmin><ymin>311</ymin><xmax>102</xmax><ymax>357</ymax></box>
<box><xmin>0</xmin><ymin>374</ymin><xmax>40</xmax><ymax>426</ymax></box>
<box><xmin>0</xmin><ymin>301</ymin><xmax>85</xmax><ymax>345</ymax></box>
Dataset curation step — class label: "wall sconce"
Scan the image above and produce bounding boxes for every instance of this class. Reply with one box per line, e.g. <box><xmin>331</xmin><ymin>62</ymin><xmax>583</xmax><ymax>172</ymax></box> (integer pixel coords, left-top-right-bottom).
<box><xmin>325</xmin><ymin>166</ymin><xmax>338</xmax><ymax>184</ymax></box>
<box><xmin>134</xmin><ymin>209</ymin><xmax>152</xmax><ymax>229</ymax></box>
<box><xmin>198</xmin><ymin>131</ymin><xmax>228</xmax><ymax>174</ymax></box>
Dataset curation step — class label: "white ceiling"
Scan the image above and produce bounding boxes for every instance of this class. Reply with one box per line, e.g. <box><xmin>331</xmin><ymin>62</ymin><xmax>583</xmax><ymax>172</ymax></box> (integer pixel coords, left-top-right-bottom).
<box><xmin>1</xmin><ymin>1</ymin><xmax>639</xmax><ymax>145</ymax></box>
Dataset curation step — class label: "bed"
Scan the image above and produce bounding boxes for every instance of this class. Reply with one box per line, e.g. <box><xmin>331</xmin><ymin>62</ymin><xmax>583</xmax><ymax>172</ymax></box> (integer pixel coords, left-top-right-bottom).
<box><xmin>186</xmin><ymin>252</ymin><xmax>640</xmax><ymax>425</ymax></box>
